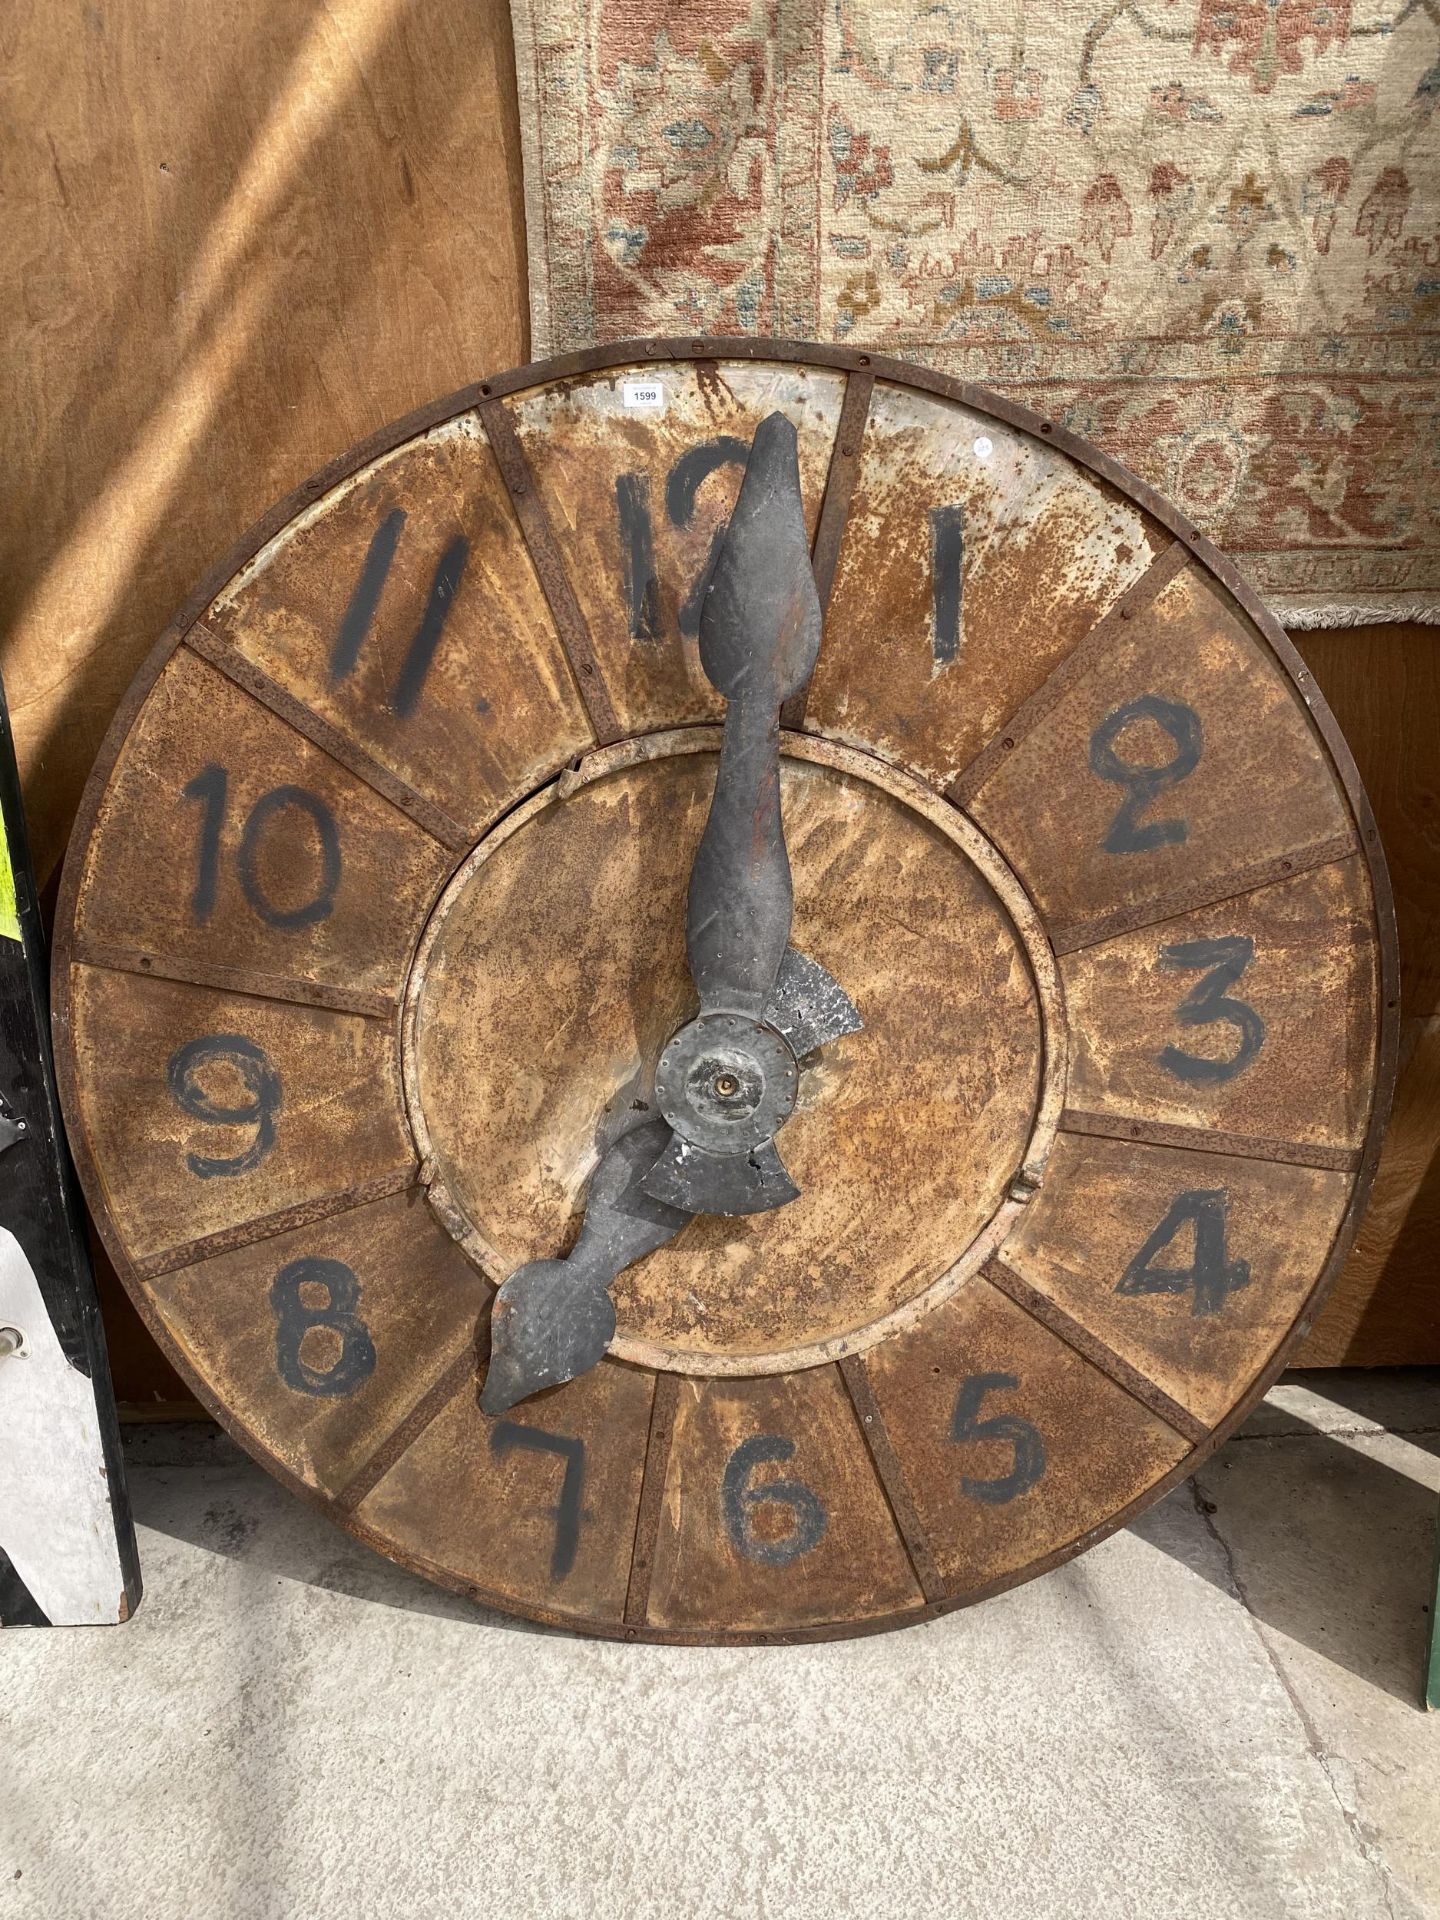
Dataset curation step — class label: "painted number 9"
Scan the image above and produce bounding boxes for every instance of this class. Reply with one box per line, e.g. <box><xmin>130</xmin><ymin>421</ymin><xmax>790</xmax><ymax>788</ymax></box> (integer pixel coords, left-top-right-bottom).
<box><xmin>166</xmin><ymin>1034</ymin><xmax>282</xmax><ymax>1178</ymax></box>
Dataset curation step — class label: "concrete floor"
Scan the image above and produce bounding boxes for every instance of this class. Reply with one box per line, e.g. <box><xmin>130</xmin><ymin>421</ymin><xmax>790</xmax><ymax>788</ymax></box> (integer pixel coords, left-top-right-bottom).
<box><xmin>2</xmin><ymin>1372</ymin><xmax>1437</xmax><ymax>1920</ymax></box>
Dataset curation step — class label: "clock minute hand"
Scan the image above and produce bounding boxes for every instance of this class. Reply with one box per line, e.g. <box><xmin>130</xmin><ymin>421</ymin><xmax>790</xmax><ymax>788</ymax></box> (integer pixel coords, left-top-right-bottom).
<box><xmin>640</xmin><ymin>412</ymin><xmax>861</xmax><ymax>1218</ymax></box>
<box><xmin>684</xmin><ymin>410</ymin><xmax>822</xmax><ymax>1018</ymax></box>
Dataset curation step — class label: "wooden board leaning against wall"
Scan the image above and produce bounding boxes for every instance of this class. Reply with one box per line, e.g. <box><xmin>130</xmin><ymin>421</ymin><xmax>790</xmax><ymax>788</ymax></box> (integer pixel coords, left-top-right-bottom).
<box><xmin>1</xmin><ymin>0</ymin><xmax>528</xmax><ymax>1405</ymax></box>
<box><xmin>2</xmin><ymin>0</ymin><xmax>1434</xmax><ymax>1391</ymax></box>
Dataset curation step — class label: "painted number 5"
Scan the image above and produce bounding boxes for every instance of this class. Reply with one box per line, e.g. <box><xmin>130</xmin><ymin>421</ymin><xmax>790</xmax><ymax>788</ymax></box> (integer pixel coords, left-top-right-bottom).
<box><xmin>950</xmin><ymin>1373</ymin><xmax>1046</xmax><ymax>1504</ymax></box>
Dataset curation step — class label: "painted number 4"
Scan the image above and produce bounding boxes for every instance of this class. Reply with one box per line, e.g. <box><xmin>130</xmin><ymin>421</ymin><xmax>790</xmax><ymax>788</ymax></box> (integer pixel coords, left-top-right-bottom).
<box><xmin>1117</xmin><ymin>1189</ymin><xmax>1251</xmax><ymax>1318</ymax></box>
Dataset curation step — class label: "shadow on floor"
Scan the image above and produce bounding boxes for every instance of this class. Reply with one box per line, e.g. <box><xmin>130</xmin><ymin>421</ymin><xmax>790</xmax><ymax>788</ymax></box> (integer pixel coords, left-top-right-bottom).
<box><xmin>124</xmin><ymin>1371</ymin><xmax>1440</xmax><ymax>1693</ymax></box>
<box><xmin>1135</xmin><ymin>1371</ymin><xmax>1440</xmax><ymax>1708</ymax></box>
<box><xmin>123</xmin><ymin>1427</ymin><xmax>552</xmax><ymax>1637</ymax></box>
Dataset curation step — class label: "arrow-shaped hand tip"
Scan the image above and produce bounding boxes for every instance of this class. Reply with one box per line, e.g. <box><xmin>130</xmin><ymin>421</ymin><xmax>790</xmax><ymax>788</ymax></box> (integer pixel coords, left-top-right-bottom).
<box><xmin>481</xmin><ymin>1260</ymin><xmax>616</xmax><ymax>1416</ymax></box>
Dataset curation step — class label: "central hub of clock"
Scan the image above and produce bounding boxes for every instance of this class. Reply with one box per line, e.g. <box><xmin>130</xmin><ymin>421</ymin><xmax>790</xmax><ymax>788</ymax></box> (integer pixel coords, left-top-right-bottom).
<box><xmin>403</xmin><ymin>730</ymin><xmax>1062</xmax><ymax>1377</ymax></box>
<box><xmin>653</xmin><ymin>1013</ymin><xmax>799</xmax><ymax>1152</ymax></box>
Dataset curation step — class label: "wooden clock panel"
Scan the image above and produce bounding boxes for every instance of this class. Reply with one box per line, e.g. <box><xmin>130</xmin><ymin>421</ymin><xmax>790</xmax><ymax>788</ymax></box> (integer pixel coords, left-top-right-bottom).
<box><xmin>53</xmin><ymin>341</ymin><xmax>1394</xmax><ymax>1643</ymax></box>
<box><xmin>503</xmin><ymin>360</ymin><xmax>846</xmax><ymax>737</ymax></box>
<box><xmin>71</xmin><ymin>649</ymin><xmax>455</xmax><ymax>999</ymax></box>
<box><xmin>961</xmin><ymin>559</ymin><xmax>1356</xmax><ymax>950</ymax></box>
<box><xmin>1060</xmin><ymin>855</ymin><xmax>1378</xmax><ymax>1154</ymax></box>
<box><xmin>144</xmin><ymin>1189</ymin><xmax>484</xmax><ymax>1499</ymax></box>
<box><xmin>203</xmin><ymin>415</ymin><xmax>593</xmax><ymax>842</ymax></box>
<box><xmin>357</xmin><ymin>1359</ymin><xmax>656</xmax><ymax>1629</ymax></box>
<box><xmin>860</xmin><ymin>1277</ymin><xmax>1189</xmax><ymax>1597</ymax></box>
<box><xmin>810</xmin><ymin>378</ymin><xmax>1166</xmax><ymax>787</ymax></box>
<box><xmin>998</xmin><ymin>1132</ymin><xmax>1354</xmax><ymax>1430</ymax></box>
<box><xmin>641</xmin><ymin>1367</ymin><xmax>923</xmax><ymax>1633</ymax></box>
<box><xmin>66</xmin><ymin>966</ymin><xmax>413</xmax><ymax>1269</ymax></box>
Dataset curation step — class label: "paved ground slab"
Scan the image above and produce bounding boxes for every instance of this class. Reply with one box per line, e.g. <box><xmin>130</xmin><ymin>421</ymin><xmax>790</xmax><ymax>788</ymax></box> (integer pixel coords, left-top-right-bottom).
<box><xmin>2</xmin><ymin>1372</ymin><xmax>1436</xmax><ymax>1920</ymax></box>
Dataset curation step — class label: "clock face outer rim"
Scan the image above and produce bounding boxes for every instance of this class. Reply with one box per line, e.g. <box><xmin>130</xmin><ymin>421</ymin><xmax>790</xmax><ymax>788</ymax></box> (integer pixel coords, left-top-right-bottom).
<box><xmin>400</xmin><ymin>723</ymin><xmax>1068</xmax><ymax>1377</ymax></box>
<box><xmin>51</xmin><ymin>335</ymin><xmax>1400</xmax><ymax>1646</ymax></box>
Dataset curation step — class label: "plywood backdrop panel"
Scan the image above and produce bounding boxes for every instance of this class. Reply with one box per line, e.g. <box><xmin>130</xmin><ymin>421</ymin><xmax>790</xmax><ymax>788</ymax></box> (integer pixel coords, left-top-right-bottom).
<box><xmin>4</xmin><ymin>8</ymin><xmax>1435</xmax><ymax>1384</ymax></box>
<box><xmin>1295</xmin><ymin>626</ymin><xmax>1440</xmax><ymax>1366</ymax></box>
<box><xmin>0</xmin><ymin>0</ymin><xmax>529</xmax><ymax>887</ymax></box>
<box><xmin>1</xmin><ymin>0</ymin><xmax>528</xmax><ymax>1405</ymax></box>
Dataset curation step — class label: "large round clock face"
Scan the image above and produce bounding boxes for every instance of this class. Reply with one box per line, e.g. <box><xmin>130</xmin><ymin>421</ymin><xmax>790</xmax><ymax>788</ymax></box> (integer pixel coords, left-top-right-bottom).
<box><xmin>56</xmin><ymin>342</ymin><xmax>1395</xmax><ymax>1643</ymax></box>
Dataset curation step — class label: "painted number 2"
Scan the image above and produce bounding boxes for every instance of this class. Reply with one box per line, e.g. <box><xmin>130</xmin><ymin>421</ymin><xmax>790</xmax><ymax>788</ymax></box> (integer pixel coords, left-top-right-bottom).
<box><xmin>1157</xmin><ymin>934</ymin><xmax>1264</xmax><ymax>1085</ymax></box>
<box><xmin>1090</xmin><ymin>695</ymin><xmax>1202</xmax><ymax>854</ymax></box>
<box><xmin>1117</xmin><ymin>1189</ymin><xmax>1251</xmax><ymax>1318</ymax></box>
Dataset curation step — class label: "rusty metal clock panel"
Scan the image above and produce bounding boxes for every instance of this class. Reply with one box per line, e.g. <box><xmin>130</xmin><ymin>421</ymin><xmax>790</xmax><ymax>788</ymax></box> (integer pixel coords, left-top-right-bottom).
<box><xmin>53</xmin><ymin>340</ymin><xmax>1395</xmax><ymax>1645</ymax></box>
<box><xmin>501</xmin><ymin>359</ymin><xmax>846</xmax><ymax>738</ymax></box>
<box><xmin>403</xmin><ymin>730</ymin><xmax>1058</xmax><ymax>1375</ymax></box>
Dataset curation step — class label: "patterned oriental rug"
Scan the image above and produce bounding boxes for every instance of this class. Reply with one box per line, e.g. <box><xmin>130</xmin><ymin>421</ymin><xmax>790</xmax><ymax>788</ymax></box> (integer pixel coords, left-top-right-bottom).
<box><xmin>510</xmin><ymin>0</ymin><xmax>1440</xmax><ymax>626</ymax></box>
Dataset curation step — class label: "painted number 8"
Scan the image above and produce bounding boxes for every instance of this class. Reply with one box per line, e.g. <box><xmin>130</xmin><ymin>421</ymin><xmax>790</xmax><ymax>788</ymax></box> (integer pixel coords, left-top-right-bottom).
<box><xmin>269</xmin><ymin>1257</ymin><xmax>376</xmax><ymax>1398</ymax></box>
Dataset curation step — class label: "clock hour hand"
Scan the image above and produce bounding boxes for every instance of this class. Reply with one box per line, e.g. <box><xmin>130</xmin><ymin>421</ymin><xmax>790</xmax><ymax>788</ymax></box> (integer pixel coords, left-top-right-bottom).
<box><xmin>641</xmin><ymin>412</ymin><xmax>860</xmax><ymax>1216</ymax></box>
<box><xmin>480</xmin><ymin>1119</ymin><xmax>690</xmax><ymax>1416</ymax></box>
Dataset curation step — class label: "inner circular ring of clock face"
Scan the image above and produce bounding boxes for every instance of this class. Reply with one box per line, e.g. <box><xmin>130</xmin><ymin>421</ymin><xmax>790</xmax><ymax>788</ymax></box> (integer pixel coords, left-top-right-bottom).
<box><xmin>53</xmin><ymin>341</ymin><xmax>1394</xmax><ymax>1644</ymax></box>
<box><xmin>402</xmin><ymin>730</ymin><xmax>1060</xmax><ymax>1375</ymax></box>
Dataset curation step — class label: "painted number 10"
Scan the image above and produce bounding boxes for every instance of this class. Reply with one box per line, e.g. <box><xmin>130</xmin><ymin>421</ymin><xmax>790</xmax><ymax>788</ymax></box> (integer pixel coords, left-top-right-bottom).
<box><xmin>181</xmin><ymin>764</ymin><xmax>341</xmax><ymax>929</ymax></box>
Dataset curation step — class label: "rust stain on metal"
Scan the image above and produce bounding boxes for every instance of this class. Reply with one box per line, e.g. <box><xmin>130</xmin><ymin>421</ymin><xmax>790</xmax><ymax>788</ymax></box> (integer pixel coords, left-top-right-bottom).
<box><xmin>624</xmin><ymin>1371</ymin><xmax>679</xmax><ymax>1626</ymax></box>
<box><xmin>1000</xmin><ymin>1133</ymin><xmax>1354</xmax><ymax>1428</ymax></box>
<box><xmin>809</xmin><ymin>381</ymin><xmax>1166</xmax><ymax>792</ymax></box>
<box><xmin>983</xmin><ymin>1256</ymin><xmax>1209</xmax><ymax>1446</ymax></box>
<box><xmin>783</xmin><ymin>369</ymin><xmax>875</xmax><ymax>732</ymax></box>
<box><xmin>1060</xmin><ymin>1107</ymin><xmax>1363</xmax><ymax>1172</ymax></box>
<box><xmin>839</xmin><ymin>1353</ymin><xmax>946</xmax><ymax>1602</ymax></box>
<box><xmin>503</xmin><ymin>361</ymin><xmax>845</xmax><ymax>739</ymax></box>
<box><xmin>1048</xmin><ymin>831</ymin><xmax>1357</xmax><ymax>955</ymax></box>
<box><xmin>478</xmin><ymin>397</ymin><xmax>620</xmax><ymax>743</ymax></box>
<box><xmin>70</xmin><ymin>939</ymin><xmax>398</xmax><ymax>1021</ymax></box>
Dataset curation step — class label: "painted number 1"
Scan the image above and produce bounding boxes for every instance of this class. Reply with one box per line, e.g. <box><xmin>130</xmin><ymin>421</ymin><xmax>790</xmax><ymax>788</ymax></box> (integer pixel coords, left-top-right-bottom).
<box><xmin>330</xmin><ymin>508</ymin><xmax>470</xmax><ymax>717</ymax></box>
